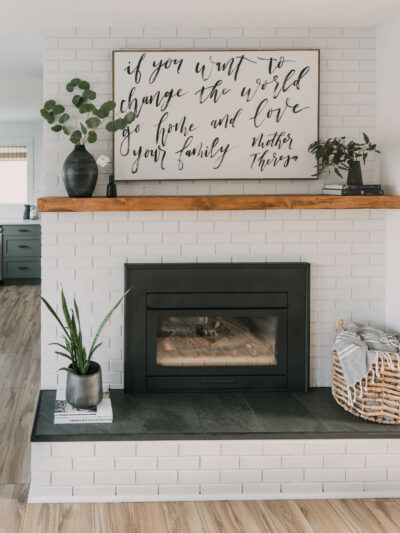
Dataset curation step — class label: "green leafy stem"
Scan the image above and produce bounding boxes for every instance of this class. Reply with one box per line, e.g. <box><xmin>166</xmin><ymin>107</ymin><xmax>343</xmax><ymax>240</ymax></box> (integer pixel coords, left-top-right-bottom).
<box><xmin>308</xmin><ymin>132</ymin><xmax>380</xmax><ymax>179</ymax></box>
<box><xmin>41</xmin><ymin>288</ymin><xmax>131</xmax><ymax>375</ymax></box>
<box><xmin>40</xmin><ymin>78</ymin><xmax>135</xmax><ymax>145</ymax></box>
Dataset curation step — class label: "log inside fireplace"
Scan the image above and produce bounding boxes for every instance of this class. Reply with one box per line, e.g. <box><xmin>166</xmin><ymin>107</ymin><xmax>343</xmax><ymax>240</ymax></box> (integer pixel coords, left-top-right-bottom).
<box><xmin>156</xmin><ymin>316</ymin><xmax>278</xmax><ymax>367</ymax></box>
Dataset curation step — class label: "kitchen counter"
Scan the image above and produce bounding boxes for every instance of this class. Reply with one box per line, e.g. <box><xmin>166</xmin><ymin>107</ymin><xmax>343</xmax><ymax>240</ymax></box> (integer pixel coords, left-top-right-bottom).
<box><xmin>0</xmin><ymin>219</ymin><xmax>40</xmax><ymax>225</ymax></box>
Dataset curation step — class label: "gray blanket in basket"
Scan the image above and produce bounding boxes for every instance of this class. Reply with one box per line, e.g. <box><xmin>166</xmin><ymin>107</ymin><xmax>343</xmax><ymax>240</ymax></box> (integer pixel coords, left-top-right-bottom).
<box><xmin>334</xmin><ymin>322</ymin><xmax>400</xmax><ymax>406</ymax></box>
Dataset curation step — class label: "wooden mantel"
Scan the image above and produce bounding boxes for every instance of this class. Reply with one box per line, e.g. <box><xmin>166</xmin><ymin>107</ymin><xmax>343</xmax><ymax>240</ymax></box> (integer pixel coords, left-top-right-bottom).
<box><xmin>37</xmin><ymin>195</ymin><xmax>400</xmax><ymax>212</ymax></box>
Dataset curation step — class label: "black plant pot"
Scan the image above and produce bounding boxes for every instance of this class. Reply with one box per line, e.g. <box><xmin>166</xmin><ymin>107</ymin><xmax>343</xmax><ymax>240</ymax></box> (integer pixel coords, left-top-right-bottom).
<box><xmin>62</xmin><ymin>145</ymin><xmax>98</xmax><ymax>198</ymax></box>
<box><xmin>347</xmin><ymin>160</ymin><xmax>363</xmax><ymax>186</ymax></box>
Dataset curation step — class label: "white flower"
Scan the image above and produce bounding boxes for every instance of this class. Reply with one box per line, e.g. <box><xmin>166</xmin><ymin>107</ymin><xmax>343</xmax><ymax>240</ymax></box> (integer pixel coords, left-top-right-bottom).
<box><xmin>96</xmin><ymin>154</ymin><xmax>111</xmax><ymax>168</ymax></box>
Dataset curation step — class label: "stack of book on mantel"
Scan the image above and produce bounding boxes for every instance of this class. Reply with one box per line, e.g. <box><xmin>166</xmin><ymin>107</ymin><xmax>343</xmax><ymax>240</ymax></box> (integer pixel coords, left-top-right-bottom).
<box><xmin>54</xmin><ymin>389</ymin><xmax>113</xmax><ymax>424</ymax></box>
<box><xmin>322</xmin><ymin>184</ymin><xmax>384</xmax><ymax>196</ymax></box>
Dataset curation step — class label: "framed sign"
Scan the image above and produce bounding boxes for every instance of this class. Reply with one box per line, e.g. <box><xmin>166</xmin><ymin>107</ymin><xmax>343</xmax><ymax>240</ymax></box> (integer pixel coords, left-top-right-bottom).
<box><xmin>113</xmin><ymin>50</ymin><xmax>319</xmax><ymax>181</ymax></box>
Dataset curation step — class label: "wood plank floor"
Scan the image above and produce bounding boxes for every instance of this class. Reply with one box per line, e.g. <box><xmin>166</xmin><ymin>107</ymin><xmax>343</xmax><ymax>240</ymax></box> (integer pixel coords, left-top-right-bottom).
<box><xmin>1</xmin><ymin>284</ymin><xmax>400</xmax><ymax>533</ymax></box>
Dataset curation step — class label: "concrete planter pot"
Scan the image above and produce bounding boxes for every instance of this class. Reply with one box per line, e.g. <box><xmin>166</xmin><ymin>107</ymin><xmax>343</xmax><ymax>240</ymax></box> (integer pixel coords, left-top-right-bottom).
<box><xmin>66</xmin><ymin>361</ymin><xmax>103</xmax><ymax>409</ymax></box>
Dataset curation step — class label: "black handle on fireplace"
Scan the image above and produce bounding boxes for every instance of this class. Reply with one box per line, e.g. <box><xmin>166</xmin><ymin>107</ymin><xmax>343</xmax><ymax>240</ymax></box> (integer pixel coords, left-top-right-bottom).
<box><xmin>199</xmin><ymin>378</ymin><xmax>237</xmax><ymax>384</ymax></box>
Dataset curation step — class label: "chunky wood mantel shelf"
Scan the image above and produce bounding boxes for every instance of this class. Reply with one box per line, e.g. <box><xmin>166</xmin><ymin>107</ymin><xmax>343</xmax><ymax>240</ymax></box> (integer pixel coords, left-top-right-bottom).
<box><xmin>37</xmin><ymin>195</ymin><xmax>400</xmax><ymax>212</ymax></box>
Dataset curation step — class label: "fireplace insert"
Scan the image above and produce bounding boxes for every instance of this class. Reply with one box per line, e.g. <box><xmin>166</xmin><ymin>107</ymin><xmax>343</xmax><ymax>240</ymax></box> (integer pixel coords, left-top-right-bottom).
<box><xmin>124</xmin><ymin>263</ymin><xmax>309</xmax><ymax>393</ymax></box>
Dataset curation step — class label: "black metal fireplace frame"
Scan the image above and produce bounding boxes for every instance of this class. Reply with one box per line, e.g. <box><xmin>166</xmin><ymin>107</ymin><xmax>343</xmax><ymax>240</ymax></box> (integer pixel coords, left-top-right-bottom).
<box><xmin>124</xmin><ymin>263</ymin><xmax>310</xmax><ymax>393</ymax></box>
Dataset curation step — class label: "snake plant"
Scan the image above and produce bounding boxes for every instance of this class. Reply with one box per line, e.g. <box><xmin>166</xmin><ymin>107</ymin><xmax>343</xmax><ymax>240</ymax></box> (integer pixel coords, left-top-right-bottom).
<box><xmin>41</xmin><ymin>289</ymin><xmax>130</xmax><ymax>375</ymax></box>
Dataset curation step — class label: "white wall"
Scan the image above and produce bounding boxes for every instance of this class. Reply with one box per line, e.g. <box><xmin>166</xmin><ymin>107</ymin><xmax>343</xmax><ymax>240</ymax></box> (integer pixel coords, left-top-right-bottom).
<box><xmin>40</xmin><ymin>209</ymin><xmax>386</xmax><ymax>390</ymax></box>
<box><xmin>376</xmin><ymin>17</ymin><xmax>400</xmax><ymax>332</ymax></box>
<box><xmin>42</xmin><ymin>26</ymin><xmax>376</xmax><ymax>197</ymax></box>
<box><xmin>38</xmin><ymin>26</ymin><xmax>386</xmax><ymax>389</ymax></box>
<box><xmin>0</xmin><ymin>119</ymin><xmax>42</xmax><ymax>219</ymax></box>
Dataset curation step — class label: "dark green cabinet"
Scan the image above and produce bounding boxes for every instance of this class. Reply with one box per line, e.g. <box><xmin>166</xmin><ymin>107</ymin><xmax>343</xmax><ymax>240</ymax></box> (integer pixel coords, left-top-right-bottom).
<box><xmin>2</xmin><ymin>225</ymin><xmax>41</xmax><ymax>281</ymax></box>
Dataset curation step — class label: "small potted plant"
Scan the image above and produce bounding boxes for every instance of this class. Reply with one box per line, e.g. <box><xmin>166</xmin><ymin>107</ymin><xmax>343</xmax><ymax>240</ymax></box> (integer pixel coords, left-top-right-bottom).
<box><xmin>308</xmin><ymin>133</ymin><xmax>380</xmax><ymax>184</ymax></box>
<box><xmin>41</xmin><ymin>289</ymin><xmax>129</xmax><ymax>409</ymax></box>
<box><xmin>40</xmin><ymin>78</ymin><xmax>135</xmax><ymax>198</ymax></box>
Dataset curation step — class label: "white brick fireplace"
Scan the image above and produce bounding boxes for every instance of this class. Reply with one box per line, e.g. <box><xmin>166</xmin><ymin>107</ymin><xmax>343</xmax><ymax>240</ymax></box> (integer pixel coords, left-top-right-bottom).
<box><xmin>40</xmin><ymin>208</ymin><xmax>385</xmax><ymax>391</ymax></box>
<box><xmin>30</xmin><ymin>25</ymin><xmax>400</xmax><ymax>504</ymax></box>
<box><xmin>32</xmin><ymin>205</ymin><xmax>391</xmax><ymax>503</ymax></box>
<box><xmin>30</xmin><ymin>438</ymin><xmax>400</xmax><ymax>503</ymax></box>
<box><xmin>40</xmin><ymin>23</ymin><xmax>382</xmax><ymax>389</ymax></box>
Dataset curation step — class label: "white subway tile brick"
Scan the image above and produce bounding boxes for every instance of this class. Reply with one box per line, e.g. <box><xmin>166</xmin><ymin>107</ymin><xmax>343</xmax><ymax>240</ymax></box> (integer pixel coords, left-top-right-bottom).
<box><xmin>116</xmin><ymin>485</ymin><xmax>158</xmax><ymax>497</ymax></box>
<box><xmin>178</xmin><ymin>28</ymin><xmax>209</xmax><ymax>38</ymax></box>
<box><xmin>31</xmin><ymin>472</ymin><xmax>51</xmax><ymax>486</ymax></box>
<box><xmin>323</xmin><ymin>482</ymin><xmax>364</xmax><ymax>496</ymax></box>
<box><xmin>346</xmin><ymin>468</ymin><xmax>387</xmax><ymax>482</ymax></box>
<box><xmin>160</xmin><ymin>36</ymin><xmax>194</xmax><ymax>46</ymax></box>
<box><xmin>31</xmin><ymin>486</ymin><xmax>73</xmax><ymax>498</ymax></box>
<box><xmin>366</xmin><ymin>455</ymin><xmax>400</xmax><ymax>468</ymax></box>
<box><xmin>73</xmin><ymin>457</ymin><xmax>114</xmax><ymax>471</ymax></box>
<box><xmin>115</xmin><ymin>457</ymin><xmax>156</xmax><ymax>470</ymax></box>
<box><xmin>128</xmin><ymin>37</ymin><xmax>160</xmax><ymax>48</ymax></box>
<box><xmin>158</xmin><ymin>456</ymin><xmax>200</xmax><ymax>470</ymax></box>
<box><xmin>200</xmin><ymin>483</ymin><xmax>242</xmax><ymax>496</ymax></box>
<box><xmin>136</xmin><ymin>470</ymin><xmax>178</xmax><ymax>484</ymax></box>
<box><xmin>277</xmin><ymin>28</ymin><xmax>309</xmax><ymax>37</ymax></box>
<box><xmin>32</xmin><ymin>458</ymin><xmax>72</xmax><ymax>472</ymax></box>
<box><xmin>201</xmin><ymin>456</ymin><xmax>239</xmax><ymax>470</ymax></box>
<box><xmin>221</xmin><ymin>441</ymin><xmax>263</xmax><ymax>456</ymax></box>
<box><xmin>52</xmin><ymin>471</ymin><xmax>93</xmax><ymax>486</ymax></box>
<box><xmin>346</xmin><ymin>440</ymin><xmax>387</xmax><ymax>454</ymax></box>
<box><xmin>137</xmin><ymin>442</ymin><xmax>178</xmax><ymax>456</ymax></box>
<box><xmin>93</xmin><ymin>38</ymin><xmax>126</xmax><ymax>49</ymax></box>
<box><xmin>364</xmin><ymin>482</ymin><xmax>400</xmax><ymax>496</ymax></box>
<box><xmin>282</xmin><ymin>455</ymin><xmax>323</xmax><ymax>469</ymax></box>
<box><xmin>159</xmin><ymin>484</ymin><xmax>200</xmax><ymax>496</ymax></box>
<box><xmin>52</xmin><ymin>443</ymin><xmax>94</xmax><ymax>457</ymax></box>
<box><xmin>179</xmin><ymin>470</ymin><xmax>219</xmax><ymax>483</ymax></box>
<box><xmin>59</xmin><ymin>38</ymin><xmax>92</xmax><ymax>49</ymax></box>
<box><xmin>282</xmin><ymin>482</ymin><xmax>323</xmax><ymax>495</ymax></box>
<box><xmin>240</xmin><ymin>456</ymin><xmax>281</xmax><ymax>469</ymax></box>
<box><xmin>221</xmin><ymin>469</ymin><xmax>261</xmax><ymax>483</ymax></box>
<box><xmin>244</xmin><ymin>28</ymin><xmax>276</xmax><ymax>38</ymax></box>
<box><xmin>95</xmin><ymin>471</ymin><xmax>134</xmax><ymax>485</ymax></box>
<box><xmin>243</xmin><ymin>483</ymin><xmax>281</xmax><ymax>496</ymax></box>
<box><xmin>74</xmin><ymin>485</ymin><xmax>115</xmax><ymax>497</ymax></box>
<box><xmin>263</xmin><ymin>469</ymin><xmax>304</xmax><ymax>482</ymax></box>
<box><xmin>305</xmin><ymin>468</ymin><xmax>345</xmax><ymax>482</ymax></box>
<box><xmin>32</xmin><ymin>443</ymin><xmax>52</xmax><ymax>458</ymax></box>
<box><xmin>179</xmin><ymin>442</ymin><xmax>220</xmax><ymax>456</ymax></box>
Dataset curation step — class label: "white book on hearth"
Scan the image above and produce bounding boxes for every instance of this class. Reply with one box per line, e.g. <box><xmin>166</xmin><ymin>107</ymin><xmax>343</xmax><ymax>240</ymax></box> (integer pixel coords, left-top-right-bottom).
<box><xmin>54</xmin><ymin>389</ymin><xmax>113</xmax><ymax>424</ymax></box>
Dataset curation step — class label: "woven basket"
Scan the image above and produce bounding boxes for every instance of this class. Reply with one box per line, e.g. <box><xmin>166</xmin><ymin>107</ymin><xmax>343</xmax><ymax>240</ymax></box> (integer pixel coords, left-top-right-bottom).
<box><xmin>332</xmin><ymin>321</ymin><xmax>400</xmax><ymax>424</ymax></box>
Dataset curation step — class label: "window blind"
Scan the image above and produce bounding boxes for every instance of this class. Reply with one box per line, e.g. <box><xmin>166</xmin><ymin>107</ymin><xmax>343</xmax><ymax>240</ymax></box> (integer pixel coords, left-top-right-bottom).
<box><xmin>0</xmin><ymin>146</ymin><xmax>28</xmax><ymax>161</ymax></box>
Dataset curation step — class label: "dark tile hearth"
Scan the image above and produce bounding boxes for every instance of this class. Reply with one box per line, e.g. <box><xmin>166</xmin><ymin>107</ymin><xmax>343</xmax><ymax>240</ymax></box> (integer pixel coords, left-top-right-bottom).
<box><xmin>31</xmin><ymin>388</ymin><xmax>400</xmax><ymax>442</ymax></box>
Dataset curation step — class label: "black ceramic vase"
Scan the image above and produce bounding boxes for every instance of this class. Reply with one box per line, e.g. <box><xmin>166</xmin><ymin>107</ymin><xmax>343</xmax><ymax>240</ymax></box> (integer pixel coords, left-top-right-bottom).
<box><xmin>347</xmin><ymin>160</ymin><xmax>363</xmax><ymax>186</ymax></box>
<box><xmin>62</xmin><ymin>144</ymin><xmax>98</xmax><ymax>198</ymax></box>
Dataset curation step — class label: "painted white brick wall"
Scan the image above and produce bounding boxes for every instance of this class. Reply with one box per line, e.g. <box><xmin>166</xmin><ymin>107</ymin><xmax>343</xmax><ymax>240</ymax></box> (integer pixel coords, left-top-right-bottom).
<box><xmin>29</xmin><ymin>438</ymin><xmax>400</xmax><ymax>503</ymax></box>
<box><xmin>42</xmin><ymin>26</ymin><xmax>376</xmax><ymax>196</ymax></box>
<box><xmin>40</xmin><ymin>208</ymin><xmax>386</xmax><ymax>389</ymax></box>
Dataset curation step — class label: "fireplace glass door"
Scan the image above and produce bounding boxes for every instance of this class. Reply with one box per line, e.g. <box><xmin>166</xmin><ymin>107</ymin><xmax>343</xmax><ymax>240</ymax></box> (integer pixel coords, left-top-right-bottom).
<box><xmin>147</xmin><ymin>306</ymin><xmax>287</xmax><ymax>378</ymax></box>
<box><xmin>156</xmin><ymin>315</ymin><xmax>279</xmax><ymax>367</ymax></box>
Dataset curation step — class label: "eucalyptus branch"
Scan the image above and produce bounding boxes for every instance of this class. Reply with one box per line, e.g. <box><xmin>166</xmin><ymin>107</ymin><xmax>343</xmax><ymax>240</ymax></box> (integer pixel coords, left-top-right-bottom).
<box><xmin>40</xmin><ymin>78</ymin><xmax>135</xmax><ymax>145</ymax></box>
